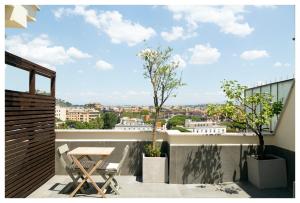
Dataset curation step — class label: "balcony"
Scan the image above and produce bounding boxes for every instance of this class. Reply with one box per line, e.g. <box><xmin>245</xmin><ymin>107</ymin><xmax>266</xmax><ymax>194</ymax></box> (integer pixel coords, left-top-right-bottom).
<box><xmin>5</xmin><ymin>52</ymin><xmax>295</xmax><ymax>198</ymax></box>
<box><xmin>12</xmin><ymin>129</ymin><xmax>290</xmax><ymax>198</ymax></box>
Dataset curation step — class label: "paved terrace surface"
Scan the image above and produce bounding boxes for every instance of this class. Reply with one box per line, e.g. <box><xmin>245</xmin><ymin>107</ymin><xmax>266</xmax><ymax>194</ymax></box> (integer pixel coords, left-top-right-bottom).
<box><xmin>28</xmin><ymin>176</ymin><xmax>292</xmax><ymax>198</ymax></box>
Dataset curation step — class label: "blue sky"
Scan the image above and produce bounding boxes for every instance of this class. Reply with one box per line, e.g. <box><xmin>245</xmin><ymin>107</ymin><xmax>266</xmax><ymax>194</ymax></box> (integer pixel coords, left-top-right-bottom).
<box><xmin>5</xmin><ymin>5</ymin><xmax>295</xmax><ymax>105</ymax></box>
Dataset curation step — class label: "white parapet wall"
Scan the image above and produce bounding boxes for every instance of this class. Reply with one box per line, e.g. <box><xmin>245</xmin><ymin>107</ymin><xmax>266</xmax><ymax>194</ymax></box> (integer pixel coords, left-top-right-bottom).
<box><xmin>56</xmin><ymin>129</ymin><xmax>275</xmax><ymax>146</ymax></box>
<box><xmin>56</xmin><ymin>129</ymin><xmax>167</xmax><ymax>142</ymax></box>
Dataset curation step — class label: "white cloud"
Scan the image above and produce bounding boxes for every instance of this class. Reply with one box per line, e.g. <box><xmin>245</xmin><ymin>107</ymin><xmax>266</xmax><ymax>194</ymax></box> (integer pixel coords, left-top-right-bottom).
<box><xmin>161</xmin><ymin>26</ymin><xmax>196</xmax><ymax>42</ymax></box>
<box><xmin>172</xmin><ymin>54</ymin><xmax>186</xmax><ymax>68</ymax></box>
<box><xmin>127</xmin><ymin>90</ymin><xmax>150</xmax><ymax>96</ymax></box>
<box><xmin>167</xmin><ymin>6</ymin><xmax>254</xmax><ymax>37</ymax></box>
<box><xmin>67</xmin><ymin>47</ymin><xmax>91</xmax><ymax>59</ymax></box>
<box><xmin>240</xmin><ymin>50</ymin><xmax>269</xmax><ymax>60</ymax></box>
<box><xmin>54</xmin><ymin>6</ymin><xmax>156</xmax><ymax>46</ymax></box>
<box><xmin>188</xmin><ymin>43</ymin><xmax>221</xmax><ymax>64</ymax></box>
<box><xmin>109</xmin><ymin>90</ymin><xmax>151</xmax><ymax>101</ymax></box>
<box><xmin>96</xmin><ymin>59</ymin><xmax>113</xmax><ymax>71</ymax></box>
<box><xmin>253</xmin><ymin>5</ymin><xmax>277</xmax><ymax>9</ymax></box>
<box><xmin>5</xmin><ymin>34</ymin><xmax>91</xmax><ymax>70</ymax></box>
<box><xmin>161</xmin><ymin>26</ymin><xmax>187</xmax><ymax>42</ymax></box>
<box><xmin>273</xmin><ymin>62</ymin><xmax>291</xmax><ymax>67</ymax></box>
<box><xmin>273</xmin><ymin>62</ymin><xmax>282</xmax><ymax>67</ymax></box>
<box><xmin>284</xmin><ymin>63</ymin><xmax>291</xmax><ymax>67</ymax></box>
<box><xmin>161</xmin><ymin>26</ymin><xmax>183</xmax><ymax>42</ymax></box>
<box><xmin>53</xmin><ymin>7</ymin><xmax>65</xmax><ymax>19</ymax></box>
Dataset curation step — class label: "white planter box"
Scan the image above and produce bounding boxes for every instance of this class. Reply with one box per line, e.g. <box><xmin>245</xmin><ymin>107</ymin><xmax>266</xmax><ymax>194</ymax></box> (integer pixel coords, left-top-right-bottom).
<box><xmin>247</xmin><ymin>154</ymin><xmax>287</xmax><ymax>189</ymax></box>
<box><xmin>142</xmin><ymin>153</ymin><xmax>168</xmax><ymax>183</ymax></box>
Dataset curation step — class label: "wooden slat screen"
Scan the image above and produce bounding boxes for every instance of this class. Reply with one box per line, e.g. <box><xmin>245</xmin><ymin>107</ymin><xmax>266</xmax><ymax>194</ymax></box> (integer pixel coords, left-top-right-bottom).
<box><xmin>5</xmin><ymin>51</ymin><xmax>56</xmax><ymax>198</ymax></box>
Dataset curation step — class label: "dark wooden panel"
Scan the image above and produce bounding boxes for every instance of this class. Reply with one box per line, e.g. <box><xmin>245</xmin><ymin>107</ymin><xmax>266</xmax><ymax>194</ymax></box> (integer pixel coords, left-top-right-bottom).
<box><xmin>5</xmin><ymin>160</ymin><xmax>54</xmax><ymax>197</ymax></box>
<box><xmin>5</xmin><ymin>131</ymin><xmax>55</xmax><ymax>151</ymax></box>
<box><xmin>5</xmin><ymin>113</ymin><xmax>54</xmax><ymax>121</ymax></box>
<box><xmin>6</xmin><ymin>106</ymin><xmax>55</xmax><ymax>111</ymax></box>
<box><xmin>5</xmin><ymin>135</ymin><xmax>55</xmax><ymax>159</ymax></box>
<box><xmin>5</xmin><ymin>117</ymin><xmax>54</xmax><ymax>126</ymax></box>
<box><xmin>5</xmin><ymin>52</ymin><xmax>56</xmax><ymax>198</ymax></box>
<box><xmin>5</xmin><ymin>124</ymin><xmax>54</xmax><ymax>137</ymax></box>
<box><xmin>5</xmin><ymin>101</ymin><xmax>55</xmax><ymax>107</ymax></box>
<box><xmin>5</xmin><ymin>96</ymin><xmax>55</xmax><ymax>104</ymax></box>
<box><xmin>5</xmin><ymin>143</ymin><xmax>55</xmax><ymax>171</ymax></box>
<box><xmin>6</xmin><ymin>152</ymin><xmax>54</xmax><ymax>179</ymax></box>
<box><xmin>6</xmin><ymin>90</ymin><xmax>55</xmax><ymax>100</ymax></box>
<box><xmin>5</xmin><ymin>150</ymin><xmax>54</xmax><ymax>183</ymax></box>
<box><xmin>5</xmin><ymin>51</ymin><xmax>55</xmax><ymax>78</ymax></box>
<box><xmin>5</xmin><ymin>121</ymin><xmax>53</xmax><ymax>131</ymax></box>
<box><xmin>6</xmin><ymin>146</ymin><xmax>55</xmax><ymax>179</ymax></box>
<box><xmin>5</xmin><ymin>110</ymin><xmax>54</xmax><ymax>116</ymax></box>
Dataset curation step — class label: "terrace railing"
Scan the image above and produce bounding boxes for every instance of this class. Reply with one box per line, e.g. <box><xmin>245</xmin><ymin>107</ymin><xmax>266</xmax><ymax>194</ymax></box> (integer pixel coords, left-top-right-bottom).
<box><xmin>5</xmin><ymin>51</ymin><xmax>56</xmax><ymax>197</ymax></box>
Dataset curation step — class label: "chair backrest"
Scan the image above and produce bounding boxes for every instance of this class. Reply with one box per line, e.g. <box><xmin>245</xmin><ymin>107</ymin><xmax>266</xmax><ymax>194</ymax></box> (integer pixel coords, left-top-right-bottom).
<box><xmin>117</xmin><ymin>145</ymin><xmax>129</xmax><ymax>173</ymax></box>
<box><xmin>57</xmin><ymin>144</ymin><xmax>73</xmax><ymax>169</ymax></box>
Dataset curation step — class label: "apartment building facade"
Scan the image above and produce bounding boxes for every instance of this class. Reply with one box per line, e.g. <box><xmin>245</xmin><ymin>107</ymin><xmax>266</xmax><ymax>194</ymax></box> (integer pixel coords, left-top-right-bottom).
<box><xmin>114</xmin><ymin>117</ymin><xmax>152</xmax><ymax>131</ymax></box>
<box><xmin>55</xmin><ymin>106</ymin><xmax>100</xmax><ymax>122</ymax></box>
<box><xmin>66</xmin><ymin>108</ymin><xmax>100</xmax><ymax>122</ymax></box>
<box><xmin>55</xmin><ymin>106</ymin><xmax>67</xmax><ymax>121</ymax></box>
<box><xmin>185</xmin><ymin>119</ymin><xmax>227</xmax><ymax>135</ymax></box>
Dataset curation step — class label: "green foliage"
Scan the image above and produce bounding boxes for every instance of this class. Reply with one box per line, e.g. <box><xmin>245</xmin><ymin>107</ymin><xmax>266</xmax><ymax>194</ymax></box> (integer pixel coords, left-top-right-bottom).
<box><xmin>272</xmin><ymin>100</ymin><xmax>283</xmax><ymax>116</ymax></box>
<box><xmin>138</xmin><ymin>47</ymin><xmax>186</xmax><ymax>109</ymax></box>
<box><xmin>166</xmin><ymin>115</ymin><xmax>187</xmax><ymax>129</ymax></box>
<box><xmin>102</xmin><ymin>112</ymin><xmax>119</xmax><ymax>129</ymax></box>
<box><xmin>89</xmin><ymin>116</ymin><xmax>104</xmax><ymax>129</ymax></box>
<box><xmin>171</xmin><ymin>126</ymin><xmax>191</xmax><ymax>132</ymax></box>
<box><xmin>56</xmin><ymin>122</ymin><xmax>68</xmax><ymax>129</ymax></box>
<box><xmin>158</xmin><ymin>119</ymin><xmax>166</xmax><ymax>125</ymax></box>
<box><xmin>207</xmin><ymin>80</ymin><xmax>283</xmax><ymax>157</ymax></box>
<box><xmin>56</xmin><ymin>98</ymin><xmax>72</xmax><ymax>107</ymax></box>
<box><xmin>220</xmin><ymin>121</ymin><xmax>246</xmax><ymax>132</ymax></box>
<box><xmin>190</xmin><ymin>115</ymin><xmax>206</xmax><ymax>121</ymax></box>
<box><xmin>122</xmin><ymin>111</ymin><xmax>143</xmax><ymax>119</ymax></box>
<box><xmin>64</xmin><ymin>120</ymin><xmax>90</xmax><ymax>129</ymax></box>
<box><xmin>140</xmin><ymin>109</ymin><xmax>149</xmax><ymax>115</ymax></box>
<box><xmin>144</xmin><ymin>144</ymin><xmax>161</xmax><ymax>157</ymax></box>
<box><xmin>138</xmin><ymin>46</ymin><xmax>185</xmax><ymax>153</ymax></box>
<box><xmin>144</xmin><ymin>120</ymin><xmax>153</xmax><ymax>125</ymax></box>
<box><xmin>56</xmin><ymin>116</ymin><xmax>104</xmax><ymax>129</ymax></box>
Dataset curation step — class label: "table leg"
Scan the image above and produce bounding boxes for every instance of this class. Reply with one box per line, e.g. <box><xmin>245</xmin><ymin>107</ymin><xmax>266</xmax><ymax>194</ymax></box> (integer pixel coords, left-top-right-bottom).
<box><xmin>70</xmin><ymin>156</ymin><xmax>106</xmax><ymax>198</ymax></box>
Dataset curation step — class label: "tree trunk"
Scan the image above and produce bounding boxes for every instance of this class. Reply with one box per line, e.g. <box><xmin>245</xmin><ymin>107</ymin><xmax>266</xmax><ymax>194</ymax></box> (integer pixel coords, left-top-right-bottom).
<box><xmin>257</xmin><ymin>133</ymin><xmax>265</xmax><ymax>159</ymax></box>
<box><xmin>152</xmin><ymin>109</ymin><xmax>159</xmax><ymax>149</ymax></box>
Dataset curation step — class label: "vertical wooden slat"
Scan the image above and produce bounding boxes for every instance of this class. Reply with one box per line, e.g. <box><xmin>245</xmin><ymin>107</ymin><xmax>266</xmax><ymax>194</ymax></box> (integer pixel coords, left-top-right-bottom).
<box><xmin>51</xmin><ymin>76</ymin><xmax>56</xmax><ymax>97</ymax></box>
<box><xmin>29</xmin><ymin>70</ymin><xmax>35</xmax><ymax>95</ymax></box>
<box><xmin>5</xmin><ymin>51</ymin><xmax>56</xmax><ymax>198</ymax></box>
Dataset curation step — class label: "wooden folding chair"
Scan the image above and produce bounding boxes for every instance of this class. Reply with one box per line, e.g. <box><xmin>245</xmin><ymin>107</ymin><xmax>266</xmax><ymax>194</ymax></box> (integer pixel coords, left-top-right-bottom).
<box><xmin>98</xmin><ymin>145</ymin><xmax>129</xmax><ymax>195</ymax></box>
<box><xmin>57</xmin><ymin>144</ymin><xmax>89</xmax><ymax>193</ymax></box>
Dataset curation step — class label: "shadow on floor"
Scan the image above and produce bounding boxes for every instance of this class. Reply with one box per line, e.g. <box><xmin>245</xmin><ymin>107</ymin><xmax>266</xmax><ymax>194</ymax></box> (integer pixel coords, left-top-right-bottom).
<box><xmin>49</xmin><ymin>182</ymin><xmax>117</xmax><ymax>196</ymax></box>
<box><xmin>236</xmin><ymin>181</ymin><xmax>293</xmax><ymax>198</ymax></box>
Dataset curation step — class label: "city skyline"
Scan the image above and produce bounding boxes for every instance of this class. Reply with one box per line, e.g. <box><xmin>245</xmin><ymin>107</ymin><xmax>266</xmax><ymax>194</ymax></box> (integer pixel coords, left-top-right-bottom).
<box><xmin>5</xmin><ymin>5</ymin><xmax>295</xmax><ymax>105</ymax></box>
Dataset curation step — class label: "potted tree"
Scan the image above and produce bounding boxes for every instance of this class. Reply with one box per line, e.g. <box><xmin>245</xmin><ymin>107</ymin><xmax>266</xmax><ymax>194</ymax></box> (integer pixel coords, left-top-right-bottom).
<box><xmin>207</xmin><ymin>80</ymin><xmax>286</xmax><ymax>189</ymax></box>
<box><xmin>138</xmin><ymin>47</ymin><xmax>185</xmax><ymax>183</ymax></box>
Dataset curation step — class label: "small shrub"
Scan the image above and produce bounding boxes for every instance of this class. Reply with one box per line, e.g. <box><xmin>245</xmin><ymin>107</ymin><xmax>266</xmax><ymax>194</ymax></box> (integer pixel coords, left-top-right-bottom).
<box><xmin>144</xmin><ymin>144</ymin><xmax>161</xmax><ymax>157</ymax></box>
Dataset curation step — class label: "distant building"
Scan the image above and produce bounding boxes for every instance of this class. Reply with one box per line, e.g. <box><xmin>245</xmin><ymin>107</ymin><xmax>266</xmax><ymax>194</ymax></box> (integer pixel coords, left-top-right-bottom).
<box><xmin>185</xmin><ymin>119</ymin><xmax>226</xmax><ymax>135</ymax></box>
<box><xmin>55</xmin><ymin>106</ymin><xmax>67</xmax><ymax>121</ymax></box>
<box><xmin>114</xmin><ymin>117</ymin><xmax>152</xmax><ymax>131</ymax></box>
<box><xmin>66</xmin><ymin>108</ymin><xmax>100</xmax><ymax>122</ymax></box>
<box><xmin>85</xmin><ymin>103</ymin><xmax>103</xmax><ymax>110</ymax></box>
<box><xmin>144</xmin><ymin>115</ymin><xmax>150</xmax><ymax>122</ymax></box>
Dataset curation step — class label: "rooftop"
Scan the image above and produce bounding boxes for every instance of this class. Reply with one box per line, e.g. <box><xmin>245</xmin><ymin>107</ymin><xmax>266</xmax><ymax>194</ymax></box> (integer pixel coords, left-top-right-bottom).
<box><xmin>28</xmin><ymin>175</ymin><xmax>292</xmax><ymax>198</ymax></box>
